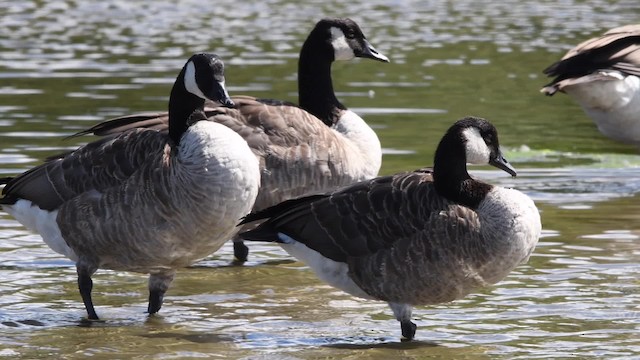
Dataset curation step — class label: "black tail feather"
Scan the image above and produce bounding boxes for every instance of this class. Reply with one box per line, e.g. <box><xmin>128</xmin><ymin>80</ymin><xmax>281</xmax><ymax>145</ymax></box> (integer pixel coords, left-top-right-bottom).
<box><xmin>0</xmin><ymin>177</ymin><xmax>16</xmax><ymax>205</ymax></box>
<box><xmin>238</xmin><ymin>226</ymin><xmax>281</xmax><ymax>243</ymax></box>
<box><xmin>239</xmin><ymin>194</ymin><xmax>328</xmax><ymax>226</ymax></box>
<box><xmin>0</xmin><ymin>176</ymin><xmax>13</xmax><ymax>185</ymax></box>
<box><xmin>66</xmin><ymin>114</ymin><xmax>167</xmax><ymax>139</ymax></box>
<box><xmin>238</xmin><ymin>193</ymin><xmax>329</xmax><ymax>243</ymax></box>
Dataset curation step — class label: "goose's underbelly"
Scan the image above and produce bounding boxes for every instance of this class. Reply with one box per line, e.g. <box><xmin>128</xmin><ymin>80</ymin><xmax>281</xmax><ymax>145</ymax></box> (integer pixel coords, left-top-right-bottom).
<box><xmin>564</xmin><ymin>74</ymin><xmax>640</xmax><ymax>144</ymax></box>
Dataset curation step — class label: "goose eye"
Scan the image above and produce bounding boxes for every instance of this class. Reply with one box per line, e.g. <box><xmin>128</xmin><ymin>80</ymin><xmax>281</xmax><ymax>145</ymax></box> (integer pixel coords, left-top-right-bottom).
<box><xmin>345</xmin><ymin>30</ymin><xmax>356</xmax><ymax>39</ymax></box>
<box><xmin>484</xmin><ymin>134</ymin><xmax>495</xmax><ymax>146</ymax></box>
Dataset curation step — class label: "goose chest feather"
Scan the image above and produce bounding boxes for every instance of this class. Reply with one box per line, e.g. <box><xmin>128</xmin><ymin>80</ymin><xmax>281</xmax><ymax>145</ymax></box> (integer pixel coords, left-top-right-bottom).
<box><xmin>239</xmin><ymin>116</ymin><xmax>541</xmax><ymax>341</ymax></box>
<box><xmin>0</xmin><ymin>53</ymin><xmax>260</xmax><ymax>320</ymax></box>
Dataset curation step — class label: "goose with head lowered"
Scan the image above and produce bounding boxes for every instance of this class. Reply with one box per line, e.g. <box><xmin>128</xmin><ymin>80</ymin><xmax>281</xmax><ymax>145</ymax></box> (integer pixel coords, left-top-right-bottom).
<box><xmin>0</xmin><ymin>53</ymin><xmax>260</xmax><ymax>320</ymax></box>
<box><xmin>541</xmin><ymin>24</ymin><xmax>640</xmax><ymax>145</ymax></box>
<box><xmin>69</xmin><ymin>18</ymin><xmax>389</xmax><ymax>262</ymax></box>
<box><xmin>239</xmin><ymin>117</ymin><xmax>541</xmax><ymax>341</ymax></box>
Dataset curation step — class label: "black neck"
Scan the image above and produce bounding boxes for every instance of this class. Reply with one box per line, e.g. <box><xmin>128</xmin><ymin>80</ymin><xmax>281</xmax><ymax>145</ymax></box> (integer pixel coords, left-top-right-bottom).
<box><xmin>168</xmin><ymin>70</ymin><xmax>206</xmax><ymax>145</ymax></box>
<box><xmin>297</xmin><ymin>39</ymin><xmax>346</xmax><ymax>127</ymax></box>
<box><xmin>432</xmin><ymin>133</ymin><xmax>491</xmax><ymax>209</ymax></box>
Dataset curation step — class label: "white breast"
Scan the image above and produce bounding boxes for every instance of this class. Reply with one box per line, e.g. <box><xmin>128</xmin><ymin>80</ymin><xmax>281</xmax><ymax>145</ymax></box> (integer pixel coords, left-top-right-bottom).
<box><xmin>476</xmin><ymin>187</ymin><xmax>541</xmax><ymax>284</ymax></box>
<box><xmin>173</xmin><ymin>121</ymin><xmax>261</xmax><ymax>252</ymax></box>
<box><xmin>331</xmin><ymin>110</ymin><xmax>382</xmax><ymax>180</ymax></box>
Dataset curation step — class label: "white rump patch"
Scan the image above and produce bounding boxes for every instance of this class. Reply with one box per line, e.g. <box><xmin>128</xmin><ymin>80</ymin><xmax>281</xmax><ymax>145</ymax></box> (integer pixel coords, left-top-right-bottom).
<box><xmin>3</xmin><ymin>200</ymin><xmax>78</xmax><ymax>261</ymax></box>
<box><xmin>277</xmin><ymin>233</ymin><xmax>374</xmax><ymax>300</ymax></box>
<box><xmin>184</xmin><ymin>61</ymin><xmax>208</xmax><ymax>100</ymax></box>
<box><xmin>462</xmin><ymin>127</ymin><xmax>491</xmax><ymax>165</ymax></box>
<box><xmin>330</xmin><ymin>27</ymin><xmax>355</xmax><ymax>61</ymax></box>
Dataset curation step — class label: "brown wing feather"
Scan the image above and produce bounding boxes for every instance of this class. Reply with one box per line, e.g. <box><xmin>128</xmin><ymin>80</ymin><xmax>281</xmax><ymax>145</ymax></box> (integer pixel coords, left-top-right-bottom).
<box><xmin>70</xmin><ymin>96</ymin><xmax>329</xmax><ymax>153</ymax></box>
<box><xmin>240</xmin><ymin>167</ymin><xmax>493</xmax><ymax>304</ymax></box>
<box><xmin>1</xmin><ymin>129</ymin><xmax>168</xmax><ymax>211</ymax></box>
<box><xmin>543</xmin><ymin>25</ymin><xmax>640</xmax><ymax>85</ymax></box>
<box><xmin>71</xmin><ymin>96</ymin><xmax>360</xmax><ymax>212</ymax></box>
<box><xmin>240</xmin><ymin>168</ymin><xmax>448</xmax><ymax>262</ymax></box>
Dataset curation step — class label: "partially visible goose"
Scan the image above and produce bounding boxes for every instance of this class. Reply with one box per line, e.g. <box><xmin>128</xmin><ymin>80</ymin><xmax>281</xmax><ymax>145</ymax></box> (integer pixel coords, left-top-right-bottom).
<box><xmin>0</xmin><ymin>53</ymin><xmax>260</xmax><ymax>320</ymax></box>
<box><xmin>239</xmin><ymin>117</ymin><xmax>541</xmax><ymax>341</ymax></box>
<box><xmin>541</xmin><ymin>24</ymin><xmax>640</xmax><ymax>145</ymax></box>
<box><xmin>70</xmin><ymin>18</ymin><xmax>389</xmax><ymax>262</ymax></box>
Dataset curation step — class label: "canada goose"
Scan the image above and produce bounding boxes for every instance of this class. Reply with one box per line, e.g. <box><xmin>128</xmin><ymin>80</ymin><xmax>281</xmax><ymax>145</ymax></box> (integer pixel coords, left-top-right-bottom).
<box><xmin>70</xmin><ymin>18</ymin><xmax>389</xmax><ymax>262</ymax></box>
<box><xmin>239</xmin><ymin>117</ymin><xmax>541</xmax><ymax>341</ymax></box>
<box><xmin>541</xmin><ymin>24</ymin><xmax>640</xmax><ymax>145</ymax></box>
<box><xmin>0</xmin><ymin>53</ymin><xmax>261</xmax><ymax>320</ymax></box>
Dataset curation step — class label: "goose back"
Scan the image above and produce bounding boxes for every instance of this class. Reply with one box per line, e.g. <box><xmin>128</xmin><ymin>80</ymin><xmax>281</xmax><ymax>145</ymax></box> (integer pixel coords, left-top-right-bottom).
<box><xmin>69</xmin><ymin>94</ymin><xmax>381</xmax><ymax>213</ymax></box>
<box><xmin>240</xmin><ymin>167</ymin><xmax>539</xmax><ymax>304</ymax></box>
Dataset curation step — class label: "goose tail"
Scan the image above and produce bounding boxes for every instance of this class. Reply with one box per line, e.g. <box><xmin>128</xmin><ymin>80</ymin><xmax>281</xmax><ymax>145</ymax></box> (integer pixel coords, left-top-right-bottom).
<box><xmin>238</xmin><ymin>226</ymin><xmax>281</xmax><ymax>243</ymax></box>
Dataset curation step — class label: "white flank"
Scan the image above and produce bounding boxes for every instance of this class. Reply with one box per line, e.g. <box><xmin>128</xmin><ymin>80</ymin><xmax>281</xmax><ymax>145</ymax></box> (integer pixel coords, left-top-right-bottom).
<box><xmin>563</xmin><ymin>73</ymin><xmax>640</xmax><ymax>144</ymax></box>
<box><xmin>277</xmin><ymin>232</ymin><xmax>374</xmax><ymax>300</ymax></box>
<box><xmin>462</xmin><ymin>127</ymin><xmax>491</xmax><ymax>165</ymax></box>
<box><xmin>3</xmin><ymin>200</ymin><xmax>78</xmax><ymax>261</ymax></box>
<box><xmin>330</xmin><ymin>27</ymin><xmax>355</xmax><ymax>61</ymax></box>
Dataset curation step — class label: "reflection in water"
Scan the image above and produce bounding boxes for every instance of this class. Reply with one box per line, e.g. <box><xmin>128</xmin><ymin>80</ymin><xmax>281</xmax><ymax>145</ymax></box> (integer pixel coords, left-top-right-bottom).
<box><xmin>1</xmin><ymin>0</ymin><xmax>640</xmax><ymax>358</ymax></box>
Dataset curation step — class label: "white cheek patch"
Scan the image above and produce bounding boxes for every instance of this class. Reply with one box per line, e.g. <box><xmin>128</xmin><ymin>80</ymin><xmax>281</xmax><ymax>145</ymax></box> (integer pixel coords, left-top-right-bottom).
<box><xmin>330</xmin><ymin>27</ymin><xmax>355</xmax><ymax>61</ymax></box>
<box><xmin>462</xmin><ymin>127</ymin><xmax>491</xmax><ymax>165</ymax></box>
<box><xmin>184</xmin><ymin>61</ymin><xmax>208</xmax><ymax>100</ymax></box>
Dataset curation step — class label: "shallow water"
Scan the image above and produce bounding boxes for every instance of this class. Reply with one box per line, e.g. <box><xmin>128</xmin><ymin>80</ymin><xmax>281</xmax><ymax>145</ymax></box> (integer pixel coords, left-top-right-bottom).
<box><xmin>0</xmin><ymin>0</ymin><xmax>639</xmax><ymax>358</ymax></box>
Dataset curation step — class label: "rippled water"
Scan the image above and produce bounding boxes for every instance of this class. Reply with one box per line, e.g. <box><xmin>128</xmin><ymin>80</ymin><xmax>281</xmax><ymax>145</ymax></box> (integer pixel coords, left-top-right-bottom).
<box><xmin>1</xmin><ymin>0</ymin><xmax>639</xmax><ymax>358</ymax></box>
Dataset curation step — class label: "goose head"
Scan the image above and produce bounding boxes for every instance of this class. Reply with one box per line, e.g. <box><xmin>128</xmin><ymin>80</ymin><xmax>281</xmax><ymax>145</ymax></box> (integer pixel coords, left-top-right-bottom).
<box><xmin>305</xmin><ymin>18</ymin><xmax>389</xmax><ymax>63</ymax></box>
<box><xmin>457</xmin><ymin>117</ymin><xmax>516</xmax><ymax>177</ymax></box>
<box><xmin>168</xmin><ymin>53</ymin><xmax>234</xmax><ymax>144</ymax></box>
<box><xmin>433</xmin><ymin>117</ymin><xmax>516</xmax><ymax>207</ymax></box>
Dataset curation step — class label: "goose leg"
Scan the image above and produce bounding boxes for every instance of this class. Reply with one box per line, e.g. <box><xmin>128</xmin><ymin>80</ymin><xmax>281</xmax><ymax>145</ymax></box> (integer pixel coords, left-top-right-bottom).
<box><xmin>233</xmin><ymin>237</ymin><xmax>249</xmax><ymax>262</ymax></box>
<box><xmin>389</xmin><ymin>302</ymin><xmax>416</xmax><ymax>341</ymax></box>
<box><xmin>147</xmin><ymin>270</ymin><xmax>175</xmax><ymax>315</ymax></box>
<box><xmin>76</xmin><ymin>261</ymin><xmax>99</xmax><ymax>320</ymax></box>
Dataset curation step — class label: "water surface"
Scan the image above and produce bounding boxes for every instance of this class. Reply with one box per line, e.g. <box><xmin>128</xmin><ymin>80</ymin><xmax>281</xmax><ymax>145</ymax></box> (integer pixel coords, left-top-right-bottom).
<box><xmin>0</xmin><ymin>0</ymin><xmax>639</xmax><ymax>358</ymax></box>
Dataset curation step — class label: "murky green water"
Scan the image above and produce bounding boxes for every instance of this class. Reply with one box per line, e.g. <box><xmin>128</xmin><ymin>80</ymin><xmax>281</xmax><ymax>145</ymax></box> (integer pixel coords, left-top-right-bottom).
<box><xmin>0</xmin><ymin>0</ymin><xmax>639</xmax><ymax>358</ymax></box>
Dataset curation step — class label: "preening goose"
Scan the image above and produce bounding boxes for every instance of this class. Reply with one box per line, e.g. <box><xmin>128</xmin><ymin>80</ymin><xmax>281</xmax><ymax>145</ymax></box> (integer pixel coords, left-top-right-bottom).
<box><xmin>239</xmin><ymin>117</ymin><xmax>541</xmax><ymax>341</ymax></box>
<box><xmin>70</xmin><ymin>18</ymin><xmax>389</xmax><ymax>262</ymax></box>
<box><xmin>541</xmin><ymin>24</ymin><xmax>640</xmax><ymax>145</ymax></box>
<box><xmin>0</xmin><ymin>53</ymin><xmax>260</xmax><ymax>320</ymax></box>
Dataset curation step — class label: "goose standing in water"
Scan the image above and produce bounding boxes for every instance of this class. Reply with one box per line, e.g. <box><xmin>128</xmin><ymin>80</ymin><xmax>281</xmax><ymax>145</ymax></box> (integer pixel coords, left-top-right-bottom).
<box><xmin>239</xmin><ymin>117</ymin><xmax>541</xmax><ymax>341</ymax></box>
<box><xmin>0</xmin><ymin>53</ymin><xmax>260</xmax><ymax>320</ymax></box>
<box><xmin>71</xmin><ymin>18</ymin><xmax>389</xmax><ymax>262</ymax></box>
<box><xmin>541</xmin><ymin>24</ymin><xmax>640</xmax><ymax>145</ymax></box>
